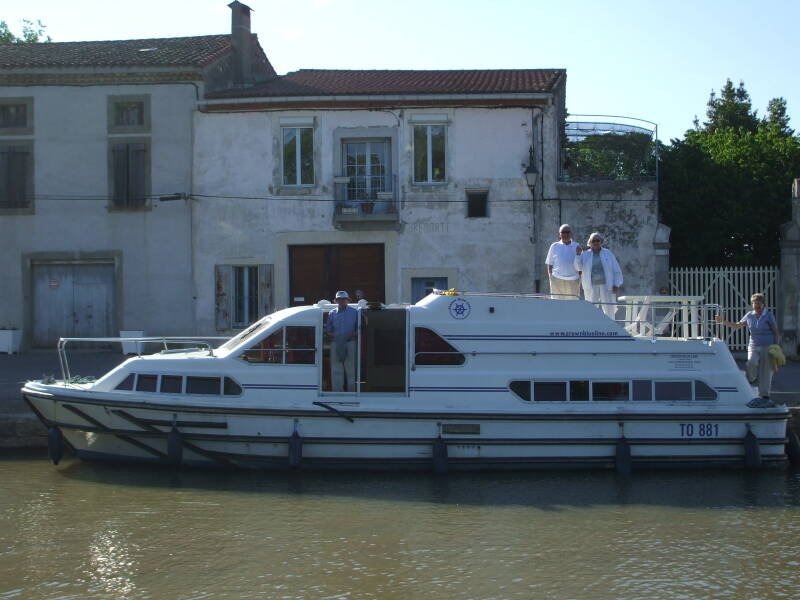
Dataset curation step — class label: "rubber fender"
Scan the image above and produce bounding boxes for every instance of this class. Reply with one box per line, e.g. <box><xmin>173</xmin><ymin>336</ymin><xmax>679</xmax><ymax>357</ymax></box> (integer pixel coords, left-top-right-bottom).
<box><xmin>432</xmin><ymin>436</ymin><xmax>448</xmax><ymax>475</ymax></box>
<box><xmin>167</xmin><ymin>426</ymin><xmax>183</xmax><ymax>466</ymax></box>
<box><xmin>47</xmin><ymin>426</ymin><xmax>64</xmax><ymax>465</ymax></box>
<box><xmin>786</xmin><ymin>423</ymin><xmax>800</xmax><ymax>466</ymax></box>
<box><xmin>288</xmin><ymin>430</ymin><xmax>303</xmax><ymax>468</ymax></box>
<box><xmin>615</xmin><ymin>437</ymin><xmax>632</xmax><ymax>476</ymax></box>
<box><xmin>743</xmin><ymin>428</ymin><xmax>762</xmax><ymax>468</ymax></box>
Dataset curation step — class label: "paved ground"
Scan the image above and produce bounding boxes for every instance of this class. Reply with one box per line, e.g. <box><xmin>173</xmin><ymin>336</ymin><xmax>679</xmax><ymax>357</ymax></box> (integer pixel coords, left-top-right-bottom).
<box><xmin>2</xmin><ymin>349</ymin><xmax>799</xmax><ymax>447</ymax></box>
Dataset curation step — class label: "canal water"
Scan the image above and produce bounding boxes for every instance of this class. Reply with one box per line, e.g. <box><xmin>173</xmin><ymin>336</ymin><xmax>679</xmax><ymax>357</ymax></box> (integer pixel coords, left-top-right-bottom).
<box><xmin>2</xmin><ymin>452</ymin><xmax>799</xmax><ymax>600</ymax></box>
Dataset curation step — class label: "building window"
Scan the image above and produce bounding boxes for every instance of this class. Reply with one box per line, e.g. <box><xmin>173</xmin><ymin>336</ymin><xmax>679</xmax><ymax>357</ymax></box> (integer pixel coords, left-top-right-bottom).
<box><xmin>233</xmin><ymin>266</ymin><xmax>259</xmax><ymax>327</ymax></box>
<box><xmin>109</xmin><ymin>141</ymin><xmax>149</xmax><ymax>209</ymax></box>
<box><xmin>0</xmin><ymin>97</ymin><xmax>33</xmax><ymax>135</ymax></box>
<box><xmin>466</xmin><ymin>190</ymin><xmax>488</xmax><ymax>218</ymax></box>
<box><xmin>0</xmin><ymin>143</ymin><xmax>33</xmax><ymax>209</ymax></box>
<box><xmin>282</xmin><ymin>127</ymin><xmax>314</xmax><ymax>186</ymax></box>
<box><xmin>108</xmin><ymin>95</ymin><xmax>150</xmax><ymax>134</ymax></box>
<box><xmin>413</xmin><ymin>124</ymin><xmax>446</xmax><ymax>183</ymax></box>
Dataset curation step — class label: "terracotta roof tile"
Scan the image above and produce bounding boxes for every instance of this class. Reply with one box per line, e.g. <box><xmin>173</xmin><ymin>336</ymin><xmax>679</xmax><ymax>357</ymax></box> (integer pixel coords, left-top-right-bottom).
<box><xmin>0</xmin><ymin>35</ymin><xmax>235</xmax><ymax>69</ymax></box>
<box><xmin>208</xmin><ymin>68</ymin><xmax>565</xmax><ymax>98</ymax></box>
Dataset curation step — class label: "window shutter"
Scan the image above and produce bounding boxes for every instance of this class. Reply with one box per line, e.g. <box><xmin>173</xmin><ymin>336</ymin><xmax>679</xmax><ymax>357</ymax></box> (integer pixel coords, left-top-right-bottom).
<box><xmin>8</xmin><ymin>147</ymin><xmax>29</xmax><ymax>206</ymax></box>
<box><xmin>215</xmin><ymin>264</ymin><xmax>233</xmax><ymax>331</ymax></box>
<box><xmin>129</xmin><ymin>143</ymin><xmax>147</xmax><ymax>206</ymax></box>
<box><xmin>257</xmin><ymin>264</ymin><xmax>274</xmax><ymax>318</ymax></box>
<box><xmin>111</xmin><ymin>143</ymin><xmax>127</xmax><ymax>206</ymax></box>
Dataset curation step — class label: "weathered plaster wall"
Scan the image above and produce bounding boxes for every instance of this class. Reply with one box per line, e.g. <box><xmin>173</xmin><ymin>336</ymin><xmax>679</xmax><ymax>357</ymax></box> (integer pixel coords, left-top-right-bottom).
<box><xmin>546</xmin><ymin>180</ymin><xmax>660</xmax><ymax>295</ymax></box>
<box><xmin>0</xmin><ymin>84</ymin><xmax>197</xmax><ymax>342</ymax></box>
<box><xmin>192</xmin><ymin>106</ymin><xmax>544</xmax><ymax>332</ymax></box>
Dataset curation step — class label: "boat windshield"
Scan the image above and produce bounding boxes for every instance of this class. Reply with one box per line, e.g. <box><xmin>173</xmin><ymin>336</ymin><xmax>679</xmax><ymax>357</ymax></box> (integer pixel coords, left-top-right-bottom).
<box><xmin>219</xmin><ymin>316</ymin><xmax>273</xmax><ymax>351</ymax></box>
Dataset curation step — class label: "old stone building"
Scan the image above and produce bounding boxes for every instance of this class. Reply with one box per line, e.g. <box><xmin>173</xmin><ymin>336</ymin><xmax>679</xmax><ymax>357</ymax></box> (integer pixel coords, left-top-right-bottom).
<box><xmin>0</xmin><ymin>1</ymin><xmax>664</xmax><ymax>345</ymax></box>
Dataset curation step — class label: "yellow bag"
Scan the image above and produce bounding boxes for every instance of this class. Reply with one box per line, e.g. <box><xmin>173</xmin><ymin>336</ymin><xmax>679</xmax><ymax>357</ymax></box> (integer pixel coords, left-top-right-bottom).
<box><xmin>768</xmin><ymin>344</ymin><xmax>786</xmax><ymax>371</ymax></box>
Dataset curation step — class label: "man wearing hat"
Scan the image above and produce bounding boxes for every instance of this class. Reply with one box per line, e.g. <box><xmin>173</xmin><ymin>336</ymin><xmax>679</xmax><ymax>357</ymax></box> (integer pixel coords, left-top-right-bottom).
<box><xmin>326</xmin><ymin>291</ymin><xmax>360</xmax><ymax>391</ymax></box>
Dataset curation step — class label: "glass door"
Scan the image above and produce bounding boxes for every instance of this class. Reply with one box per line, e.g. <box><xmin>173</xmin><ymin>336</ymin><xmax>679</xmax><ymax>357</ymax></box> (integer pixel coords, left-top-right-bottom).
<box><xmin>344</xmin><ymin>140</ymin><xmax>390</xmax><ymax>213</ymax></box>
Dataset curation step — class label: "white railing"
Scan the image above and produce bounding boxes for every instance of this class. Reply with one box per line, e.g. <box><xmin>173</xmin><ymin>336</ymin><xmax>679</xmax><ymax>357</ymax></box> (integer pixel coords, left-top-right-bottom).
<box><xmin>616</xmin><ymin>296</ymin><xmax>718</xmax><ymax>339</ymax></box>
<box><xmin>669</xmin><ymin>266</ymin><xmax>778</xmax><ymax>351</ymax></box>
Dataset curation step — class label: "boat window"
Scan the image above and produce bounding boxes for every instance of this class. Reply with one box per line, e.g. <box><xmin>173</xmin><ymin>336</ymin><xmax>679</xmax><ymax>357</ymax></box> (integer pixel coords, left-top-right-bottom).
<box><xmin>186</xmin><ymin>376</ymin><xmax>221</xmax><ymax>395</ymax></box>
<box><xmin>135</xmin><ymin>374</ymin><xmax>158</xmax><ymax>392</ymax></box>
<box><xmin>694</xmin><ymin>380</ymin><xmax>718</xmax><ymax>401</ymax></box>
<box><xmin>241</xmin><ymin>326</ymin><xmax>316</xmax><ymax>364</ymax></box>
<box><xmin>593</xmin><ymin>382</ymin><xmax>629</xmax><ymax>401</ymax></box>
<box><xmin>509</xmin><ymin>380</ymin><xmax>531</xmax><ymax>401</ymax></box>
<box><xmin>414</xmin><ymin>328</ymin><xmax>465</xmax><ymax>366</ymax></box>
<box><xmin>570</xmin><ymin>380</ymin><xmax>589</xmax><ymax>401</ymax></box>
<box><xmin>115</xmin><ymin>373</ymin><xmax>135</xmax><ymax>390</ymax></box>
<box><xmin>224</xmin><ymin>377</ymin><xmax>242</xmax><ymax>396</ymax></box>
<box><xmin>219</xmin><ymin>316</ymin><xmax>272</xmax><ymax>351</ymax></box>
<box><xmin>286</xmin><ymin>326</ymin><xmax>315</xmax><ymax>364</ymax></box>
<box><xmin>534</xmin><ymin>381</ymin><xmax>567</xmax><ymax>402</ymax></box>
<box><xmin>655</xmin><ymin>381</ymin><xmax>692</xmax><ymax>401</ymax></box>
<box><xmin>632</xmin><ymin>380</ymin><xmax>652</xmax><ymax>401</ymax></box>
<box><xmin>160</xmin><ymin>375</ymin><xmax>183</xmax><ymax>393</ymax></box>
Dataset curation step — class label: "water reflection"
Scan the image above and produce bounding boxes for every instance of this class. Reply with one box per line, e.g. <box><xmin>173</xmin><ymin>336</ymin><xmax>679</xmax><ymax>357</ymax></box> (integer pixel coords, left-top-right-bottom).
<box><xmin>2</xmin><ymin>452</ymin><xmax>800</xmax><ymax>600</ymax></box>
<box><xmin>54</xmin><ymin>456</ymin><xmax>800</xmax><ymax>511</ymax></box>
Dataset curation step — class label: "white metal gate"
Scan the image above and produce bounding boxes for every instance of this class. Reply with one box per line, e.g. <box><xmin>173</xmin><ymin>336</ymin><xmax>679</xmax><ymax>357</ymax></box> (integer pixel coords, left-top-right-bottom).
<box><xmin>669</xmin><ymin>266</ymin><xmax>778</xmax><ymax>351</ymax></box>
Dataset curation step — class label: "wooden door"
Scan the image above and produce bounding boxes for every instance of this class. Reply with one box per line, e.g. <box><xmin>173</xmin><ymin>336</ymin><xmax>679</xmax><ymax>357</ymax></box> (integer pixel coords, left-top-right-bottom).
<box><xmin>289</xmin><ymin>244</ymin><xmax>385</xmax><ymax>306</ymax></box>
<box><xmin>32</xmin><ymin>263</ymin><xmax>115</xmax><ymax>347</ymax></box>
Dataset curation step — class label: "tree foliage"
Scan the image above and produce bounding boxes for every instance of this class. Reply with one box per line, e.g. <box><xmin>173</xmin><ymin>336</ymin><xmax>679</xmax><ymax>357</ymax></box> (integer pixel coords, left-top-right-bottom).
<box><xmin>563</xmin><ymin>131</ymin><xmax>657</xmax><ymax>180</ymax></box>
<box><xmin>0</xmin><ymin>19</ymin><xmax>51</xmax><ymax>43</ymax></box>
<box><xmin>660</xmin><ymin>79</ymin><xmax>800</xmax><ymax>266</ymax></box>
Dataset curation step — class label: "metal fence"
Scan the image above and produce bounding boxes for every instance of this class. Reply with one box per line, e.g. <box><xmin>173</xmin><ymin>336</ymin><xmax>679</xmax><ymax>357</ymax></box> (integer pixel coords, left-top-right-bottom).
<box><xmin>669</xmin><ymin>266</ymin><xmax>779</xmax><ymax>351</ymax></box>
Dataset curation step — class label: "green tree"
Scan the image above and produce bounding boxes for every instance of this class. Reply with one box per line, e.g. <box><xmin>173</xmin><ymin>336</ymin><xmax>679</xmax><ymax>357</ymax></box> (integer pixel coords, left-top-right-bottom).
<box><xmin>0</xmin><ymin>19</ymin><xmax>51</xmax><ymax>43</ymax></box>
<box><xmin>660</xmin><ymin>79</ymin><xmax>800</xmax><ymax>266</ymax></box>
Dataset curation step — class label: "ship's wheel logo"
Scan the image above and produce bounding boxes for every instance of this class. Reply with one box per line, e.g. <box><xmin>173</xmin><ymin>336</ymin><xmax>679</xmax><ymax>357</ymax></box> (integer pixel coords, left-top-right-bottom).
<box><xmin>448</xmin><ymin>298</ymin><xmax>471</xmax><ymax>320</ymax></box>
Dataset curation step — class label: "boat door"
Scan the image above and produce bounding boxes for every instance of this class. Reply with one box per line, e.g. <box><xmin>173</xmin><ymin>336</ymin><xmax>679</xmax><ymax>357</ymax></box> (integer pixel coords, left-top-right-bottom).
<box><xmin>321</xmin><ymin>306</ymin><xmax>407</xmax><ymax>394</ymax></box>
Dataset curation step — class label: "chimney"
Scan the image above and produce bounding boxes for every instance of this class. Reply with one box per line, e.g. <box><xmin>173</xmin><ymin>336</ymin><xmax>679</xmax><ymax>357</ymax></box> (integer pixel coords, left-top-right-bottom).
<box><xmin>229</xmin><ymin>1</ymin><xmax>253</xmax><ymax>86</ymax></box>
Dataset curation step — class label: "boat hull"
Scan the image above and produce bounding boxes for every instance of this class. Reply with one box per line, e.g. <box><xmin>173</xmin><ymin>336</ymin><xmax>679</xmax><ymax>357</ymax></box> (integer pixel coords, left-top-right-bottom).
<box><xmin>24</xmin><ymin>388</ymin><xmax>789</xmax><ymax>471</ymax></box>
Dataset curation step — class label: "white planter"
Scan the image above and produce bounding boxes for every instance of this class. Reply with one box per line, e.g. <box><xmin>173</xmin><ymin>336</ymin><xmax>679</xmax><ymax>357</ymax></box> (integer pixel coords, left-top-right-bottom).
<box><xmin>120</xmin><ymin>330</ymin><xmax>144</xmax><ymax>354</ymax></box>
<box><xmin>0</xmin><ymin>329</ymin><xmax>22</xmax><ymax>354</ymax></box>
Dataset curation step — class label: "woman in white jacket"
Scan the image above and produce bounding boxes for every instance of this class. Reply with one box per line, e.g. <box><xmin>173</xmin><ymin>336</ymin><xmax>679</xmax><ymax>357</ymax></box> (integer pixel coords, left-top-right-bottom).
<box><xmin>574</xmin><ymin>232</ymin><xmax>623</xmax><ymax>318</ymax></box>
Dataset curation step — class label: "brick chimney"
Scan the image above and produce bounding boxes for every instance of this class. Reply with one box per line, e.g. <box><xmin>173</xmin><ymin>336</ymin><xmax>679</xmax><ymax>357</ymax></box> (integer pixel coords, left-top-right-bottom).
<box><xmin>229</xmin><ymin>1</ymin><xmax>253</xmax><ymax>86</ymax></box>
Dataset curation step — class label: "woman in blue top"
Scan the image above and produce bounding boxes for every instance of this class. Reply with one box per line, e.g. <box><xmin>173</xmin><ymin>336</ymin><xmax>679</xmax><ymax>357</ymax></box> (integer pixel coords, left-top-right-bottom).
<box><xmin>715</xmin><ymin>293</ymin><xmax>780</xmax><ymax>402</ymax></box>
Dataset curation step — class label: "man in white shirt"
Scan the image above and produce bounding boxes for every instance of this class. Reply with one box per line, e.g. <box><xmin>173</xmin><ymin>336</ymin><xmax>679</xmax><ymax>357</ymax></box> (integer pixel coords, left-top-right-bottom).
<box><xmin>545</xmin><ymin>224</ymin><xmax>582</xmax><ymax>299</ymax></box>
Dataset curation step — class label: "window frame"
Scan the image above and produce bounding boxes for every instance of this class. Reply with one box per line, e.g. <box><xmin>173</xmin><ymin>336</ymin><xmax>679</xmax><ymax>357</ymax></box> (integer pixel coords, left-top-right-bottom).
<box><xmin>0</xmin><ymin>97</ymin><xmax>33</xmax><ymax>135</ymax></box>
<box><xmin>108</xmin><ymin>137</ymin><xmax>151</xmax><ymax>211</ymax></box>
<box><xmin>412</xmin><ymin>123</ymin><xmax>447</xmax><ymax>184</ymax></box>
<box><xmin>107</xmin><ymin>94</ymin><xmax>151</xmax><ymax>135</ymax></box>
<box><xmin>281</xmin><ymin>126</ymin><xmax>315</xmax><ymax>187</ymax></box>
<box><xmin>240</xmin><ymin>325</ymin><xmax>317</xmax><ymax>365</ymax></box>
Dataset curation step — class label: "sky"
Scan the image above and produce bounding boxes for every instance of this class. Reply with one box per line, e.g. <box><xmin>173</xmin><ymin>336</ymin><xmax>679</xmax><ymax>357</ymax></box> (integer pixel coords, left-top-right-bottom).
<box><xmin>4</xmin><ymin>0</ymin><xmax>798</xmax><ymax>143</ymax></box>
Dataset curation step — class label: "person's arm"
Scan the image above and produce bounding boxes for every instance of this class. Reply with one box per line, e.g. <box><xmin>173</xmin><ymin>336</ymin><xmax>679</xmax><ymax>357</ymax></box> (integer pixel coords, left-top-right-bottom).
<box><xmin>611</xmin><ymin>252</ymin><xmax>623</xmax><ymax>294</ymax></box>
<box><xmin>770</xmin><ymin>316</ymin><xmax>780</xmax><ymax>344</ymax></box>
<box><xmin>547</xmin><ymin>264</ymin><xmax>553</xmax><ymax>276</ymax></box>
<box><xmin>715</xmin><ymin>314</ymin><xmax>746</xmax><ymax>329</ymax></box>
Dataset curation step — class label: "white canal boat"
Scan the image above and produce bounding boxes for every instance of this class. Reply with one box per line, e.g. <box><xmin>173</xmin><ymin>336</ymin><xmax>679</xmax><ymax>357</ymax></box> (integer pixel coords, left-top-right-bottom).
<box><xmin>22</xmin><ymin>291</ymin><xmax>791</xmax><ymax>471</ymax></box>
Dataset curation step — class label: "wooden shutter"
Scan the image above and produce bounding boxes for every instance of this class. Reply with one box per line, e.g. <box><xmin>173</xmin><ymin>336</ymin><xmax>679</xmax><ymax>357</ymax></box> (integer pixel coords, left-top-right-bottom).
<box><xmin>215</xmin><ymin>265</ymin><xmax>233</xmax><ymax>331</ymax></box>
<box><xmin>0</xmin><ymin>146</ymin><xmax>30</xmax><ymax>207</ymax></box>
<box><xmin>111</xmin><ymin>143</ymin><xmax>128</xmax><ymax>206</ymax></box>
<box><xmin>257</xmin><ymin>264</ymin><xmax>274</xmax><ymax>318</ymax></box>
<box><xmin>129</xmin><ymin>143</ymin><xmax>147</xmax><ymax>206</ymax></box>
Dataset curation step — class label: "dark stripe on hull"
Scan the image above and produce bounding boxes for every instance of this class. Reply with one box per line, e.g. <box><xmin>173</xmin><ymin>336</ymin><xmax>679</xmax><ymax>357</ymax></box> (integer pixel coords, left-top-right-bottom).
<box><xmin>23</xmin><ymin>391</ymin><xmax>788</xmax><ymax>422</ymax></box>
